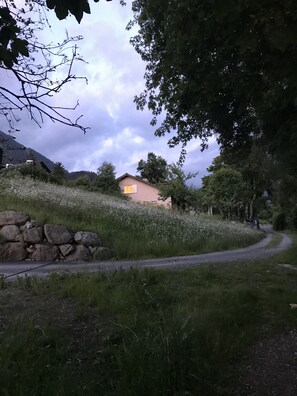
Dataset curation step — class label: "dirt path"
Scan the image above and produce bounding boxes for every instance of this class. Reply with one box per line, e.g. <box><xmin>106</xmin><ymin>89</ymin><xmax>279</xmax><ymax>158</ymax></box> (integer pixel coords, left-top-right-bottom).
<box><xmin>0</xmin><ymin>228</ymin><xmax>292</xmax><ymax>280</ymax></box>
<box><xmin>228</xmin><ymin>329</ymin><xmax>297</xmax><ymax>396</ymax></box>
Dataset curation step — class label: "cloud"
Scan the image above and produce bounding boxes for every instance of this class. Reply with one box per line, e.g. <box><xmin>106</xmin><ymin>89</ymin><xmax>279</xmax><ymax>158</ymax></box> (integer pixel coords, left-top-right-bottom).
<box><xmin>4</xmin><ymin>0</ymin><xmax>219</xmax><ymax>185</ymax></box>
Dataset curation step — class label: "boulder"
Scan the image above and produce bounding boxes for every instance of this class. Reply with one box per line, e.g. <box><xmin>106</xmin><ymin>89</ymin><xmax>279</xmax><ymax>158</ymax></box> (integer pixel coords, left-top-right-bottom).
<box><xmin>44</xmin><ymin>224</ymin><xmax>73</xmax><ymax>245</ymax></box>
<box><xmin>59</xmin><ymin>244</ymin><xmax>74</xmax><ymax>257</ymax></box>
<box><xmin>23</xmin><ymin>227</ymin><xmax>43</xmax><ymax>244</ymax></box>
<box><xmin>0</xmin><ymin>211</ymin><xmax>29</xmax><ymax>226</ymax></box>
<box><xmin>74</xmin><ymin>231</ymin><xmax>100</xmax><ymax>247</ymax></box>
<box><xmin>31</xmin><ymin>244</ymin><xmax>59</xmax><ymax>261</ymax></box>
<box><xmin>0</xmin><ymin>225</ymin><xmax>21</xmax><ymax>242</ymax></box>
<box><xmin>0</xmin><ymin>242</ymin><xmax>27</xmax><ymax>261</ymax></box>
<box><xmin>91</xmin><ymin>246</ymin><xmax>111</xmax><ymax>261</ymax></box>
<box><xmin>66</xmin><ymin>245</ymin><xmax>92</xmax><ymax>262</ymax></box>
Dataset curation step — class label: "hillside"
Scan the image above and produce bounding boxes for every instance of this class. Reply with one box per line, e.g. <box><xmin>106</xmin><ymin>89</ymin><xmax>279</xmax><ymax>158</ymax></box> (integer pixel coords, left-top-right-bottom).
<box><xmin>0</xmin><ymin>176</ymin><xmax>263</xmax><ymax>259</ymax></box>
<box><xmin>67</xmin><ymin>170</ymin><xmax>97</xmax><ymax>182</ymax></box>
<box><xmin>0</xmin><ymin>131</ymin><xmax>55</xmax><ymax>171</ymax></box>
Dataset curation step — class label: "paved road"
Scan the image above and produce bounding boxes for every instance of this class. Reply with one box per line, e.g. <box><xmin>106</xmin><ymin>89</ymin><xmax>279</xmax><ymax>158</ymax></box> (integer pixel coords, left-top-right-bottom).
<box><xmin>0</xmin><ymin>228</ymin><xmax>293</xmax><ymax>281</ymax></box>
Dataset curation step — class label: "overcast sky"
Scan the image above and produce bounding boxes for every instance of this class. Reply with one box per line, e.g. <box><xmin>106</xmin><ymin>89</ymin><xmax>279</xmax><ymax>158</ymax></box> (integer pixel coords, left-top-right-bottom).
<box><xmin>8</xmin><ymin>1</ymin><xmax>219</xmax><ymax>185</ymax></box>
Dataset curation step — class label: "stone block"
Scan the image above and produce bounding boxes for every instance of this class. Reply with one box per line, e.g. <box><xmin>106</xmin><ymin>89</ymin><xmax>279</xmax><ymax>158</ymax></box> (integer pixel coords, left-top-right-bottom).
<box><xmin>0</xmin><ymin>242</ymin><xmax>27</xmax><ymax>261</ymax></box>
<box><xmin>66</xmin><ymin>245</ymin><xmax>92</xmax><ymax>262</ymax></box>
<box><xmin>31</xmin><ymin>244</ymin><xmax>59</xmax><ymax>261</ymax></box>
<box><xmin>59</xmin><ymin>244</ymin><xmax>74</xmax><ymax>257</ymax></box>
<box><xmin>0</xmin><ymin>225</ymin><xmax>21</xmax><ymax>242</ymax></box>
<box><xmin>23</xmin><ymin>227</ymin><xmax>43</xmax><ymax>244</ymax></box>
<box><xmin>0</xmin><ymin>211</ymin><xmax>29</xmax><ymax>226</ymax></box>
<box><xmin>74</xmin><ymin>231</ymin><xmax>100</xmax><ymax>247</ymax></box>
<box><xmin>44</xmin><ymin>224</ymin><xmax>73</xmax><ymax>244</ymax></box>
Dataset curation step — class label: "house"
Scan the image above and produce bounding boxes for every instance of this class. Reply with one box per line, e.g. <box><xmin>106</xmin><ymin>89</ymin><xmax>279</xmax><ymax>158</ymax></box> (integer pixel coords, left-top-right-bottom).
<box><xmin>117</xmin><ymin>173</ymin><xmax>172</xmax><ymax>209</ymax></box>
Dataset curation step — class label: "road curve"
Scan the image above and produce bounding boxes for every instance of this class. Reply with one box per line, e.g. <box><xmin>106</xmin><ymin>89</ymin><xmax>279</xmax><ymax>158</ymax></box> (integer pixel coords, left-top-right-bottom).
<box><xmin>0</xmin><ymin>229</ymin><xmax>293</xmax><ymax>281</ymax></box>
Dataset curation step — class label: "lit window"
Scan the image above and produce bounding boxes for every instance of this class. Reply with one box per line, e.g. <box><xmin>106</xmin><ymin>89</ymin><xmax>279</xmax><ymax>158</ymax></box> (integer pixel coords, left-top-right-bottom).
<box><xmin>123</xmin><ymin>184</ymin><xmax>137</xmax><ymax>194</ymax></box>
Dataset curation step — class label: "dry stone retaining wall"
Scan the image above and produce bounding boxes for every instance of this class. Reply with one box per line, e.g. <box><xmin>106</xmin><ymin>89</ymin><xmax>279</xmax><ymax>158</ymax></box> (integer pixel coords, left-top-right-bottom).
<box><xmin>0</xmin><ymin>211</ymin><xmax>110</xmax><ymax>262</ymax></box>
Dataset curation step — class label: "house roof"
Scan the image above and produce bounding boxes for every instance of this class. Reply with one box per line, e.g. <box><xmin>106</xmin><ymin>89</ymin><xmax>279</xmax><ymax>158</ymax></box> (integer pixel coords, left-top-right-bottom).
<box><xmin>117</xmin><ymin>173</ymin><xmax>157</xmax><ymax>188</ymax></box>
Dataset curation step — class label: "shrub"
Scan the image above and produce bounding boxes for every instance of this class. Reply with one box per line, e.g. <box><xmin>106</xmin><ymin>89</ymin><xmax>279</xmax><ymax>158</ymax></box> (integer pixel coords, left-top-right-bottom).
<box><xmin>288</xmin><ymin>205</ymin><xmax>297</xmax><ymax>230</ymax></box>
<box><xmin>18</xmin><ymin>163</ymin><xmax>49</xmax><ymax>182</ymax></box>
<box><xmin>258</xmin><ymin>209</ymin><xmax>272</xmax><ymax>222</ymax></box>
<box><xmin>272</xmin><ymin>212</ymin><xmax>286</xmax><ymax>231</ymax></box>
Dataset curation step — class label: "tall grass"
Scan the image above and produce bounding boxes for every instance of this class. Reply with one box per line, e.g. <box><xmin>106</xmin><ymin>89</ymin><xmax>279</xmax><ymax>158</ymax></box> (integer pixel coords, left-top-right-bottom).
<box><xmin>0</xmin><ymin>176</ymin><xmax>262</xmax><ymax>259</ymax></box>
<box><xmin>4</xmin><ymin>243</ymin><xmax>297</xmax><ymax>396</ymax></box>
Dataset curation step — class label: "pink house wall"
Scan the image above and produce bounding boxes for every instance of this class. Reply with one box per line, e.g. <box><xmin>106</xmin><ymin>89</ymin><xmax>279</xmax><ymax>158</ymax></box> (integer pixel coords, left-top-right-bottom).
<box><xmin>118</xmin><ymin>176</ymin><xmax>172</xmax><ymax>208</ymax></box>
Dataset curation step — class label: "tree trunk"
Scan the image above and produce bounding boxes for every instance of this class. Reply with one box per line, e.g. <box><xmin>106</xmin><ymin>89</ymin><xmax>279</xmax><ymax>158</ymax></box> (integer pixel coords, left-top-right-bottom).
<box><xmin>249</xmin><ymin>178</ymin><xmax>257</xmax><ymax>219</ymax></box>
<box><xmin>245</xmin><ymin>203</ymin><xmax>249</xmax><ymax>219</ymax></box>
<box><xmin>249</xmin><ymin>193</ymin><xmax>256</xmax><ymax>219</ymax></box>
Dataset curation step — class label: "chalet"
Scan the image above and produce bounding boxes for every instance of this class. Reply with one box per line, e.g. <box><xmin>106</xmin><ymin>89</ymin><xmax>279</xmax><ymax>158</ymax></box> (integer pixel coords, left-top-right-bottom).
<box><xmin>117</xmin><ymin>173</ymin><xmax>172</xmax><ymax>209</ymax></box>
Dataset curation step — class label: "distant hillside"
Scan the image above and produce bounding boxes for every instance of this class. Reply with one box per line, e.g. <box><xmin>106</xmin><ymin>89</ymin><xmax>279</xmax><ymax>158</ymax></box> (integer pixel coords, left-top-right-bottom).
<box><xmin>67</xmin><ymin>170</ymin><xmax>97</xmax><ymax>182</ymax></box>
<box><xmin>0</xmin><ymin>131</ymin><xmax>56</xmax><ymax>172</ymax></box>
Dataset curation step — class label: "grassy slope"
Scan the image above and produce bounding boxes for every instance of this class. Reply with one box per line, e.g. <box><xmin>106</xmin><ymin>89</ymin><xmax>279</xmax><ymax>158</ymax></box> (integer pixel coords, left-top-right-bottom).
<box><xmin>1</xmin><ymin>236</ymin><xmax>297</xmax><ymax>395</ymax></box>
<box><xmin>0</xmin><ymin>176</ymin><xmax>262</xmax><ymax>259</ymax></box>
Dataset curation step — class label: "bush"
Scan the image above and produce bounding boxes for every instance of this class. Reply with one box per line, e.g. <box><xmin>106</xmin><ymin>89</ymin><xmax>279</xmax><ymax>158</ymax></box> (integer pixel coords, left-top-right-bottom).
<box><xmin>288</xmin><ymin>205</ymin><xmax>297</xmax><ymax>230</ymax></box>
<box><xmin>258</xmin><ymin>209</ymin><xmax>272</xmax><ymax>221</ymax></box>
<box><xmin>18</xmin><ymin>163</ymin><xmax>49</xmax><ymax>182</ymax></box>
<box><xmin>272</xmin><ymin>212</ymin><xmax>286</xmax><ymax>231</ymax></box>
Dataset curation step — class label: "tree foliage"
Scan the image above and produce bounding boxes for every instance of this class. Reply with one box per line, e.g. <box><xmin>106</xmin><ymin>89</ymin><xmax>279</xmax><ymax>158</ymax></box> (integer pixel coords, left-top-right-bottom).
<box><xmin>130</xmin><ymin>0</ymin><xmax>297</xmax><ymax>172</ymax></box>
<box><xmin>217</xmin><ymin>144</ymin><xmax>276</xmax><ymax>218</ymax></box>
<box><xmin>206</xmin><ymin>168</ymin><xmax>245</xmax><ymax>219</ymax></box>
<box><xmin>52</xmin><ymin>161</ymin><xmax>66</xmax><ymax>184</ymax></box>
<box><xmin>137</xmin><ymin>152</ymin><xmax>168</xmax><ymax>184</ymax></box>
<box><xmin>159</xmin><ymin>163</ymin><xmax>197</xmax><ymax>211</ymax></box>
<box><xmin>46</xmin><ymin>0</ymin><xmax>126</xmax><ymax>23</ymax></box>
<box><xmin>202</xmin><ymin>149</ymin><xmax>277</xmax><ymax>219</ymax></box>
<box><xmin>95</xmin><ymin>161</ymin><xmax>120</xmax><ymax>195</ymax></box>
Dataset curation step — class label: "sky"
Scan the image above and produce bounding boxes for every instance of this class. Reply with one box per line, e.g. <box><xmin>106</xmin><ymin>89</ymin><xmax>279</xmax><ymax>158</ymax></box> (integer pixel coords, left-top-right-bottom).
<box><xmin>4</xmin><ymin>0</ymin><xmax>219</xmax><ymax>185</ymax></box>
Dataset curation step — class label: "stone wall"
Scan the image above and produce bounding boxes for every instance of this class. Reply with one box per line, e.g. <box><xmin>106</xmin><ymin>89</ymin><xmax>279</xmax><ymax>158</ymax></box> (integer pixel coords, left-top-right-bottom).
<box><xmin>0</xmin><ymin>211</ymin><xmax>110</xmax><ymax>262</ymax></box>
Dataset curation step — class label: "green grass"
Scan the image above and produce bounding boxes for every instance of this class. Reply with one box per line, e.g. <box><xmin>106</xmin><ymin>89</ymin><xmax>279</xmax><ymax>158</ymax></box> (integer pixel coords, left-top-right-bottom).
<box><xmin>264</xmin><ymin>231</ymin><xmax>283</xmax><ymax>248</ymax></box>
<box><xmin>2</xmin><ymin>236</ymin><xmax>297</xmax><ymax>395</ymax></box>
<box><xmin>0</xmin><ymin>176</ymin><xmax>262</xmax><ymax>259</ymax></box>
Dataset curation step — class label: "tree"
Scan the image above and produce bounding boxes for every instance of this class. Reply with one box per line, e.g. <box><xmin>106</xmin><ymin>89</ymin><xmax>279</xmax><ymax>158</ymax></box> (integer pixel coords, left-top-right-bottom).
<box><xmin>137</xmin><ymin>152</ymin><xmax>168</xmax><ymax>184</ymax></box>
<box><xmin>46</xmin><ymin>1</ymin><xmax>127</xmax><ymax>23</ymax></box>
<box><xmin>94</xmin><ymin>161</ymin><xmax>120</xmax><ymax>195</ymax></box>
<box><xmin>201</xmin><ymin>156</ymin><xmax>230</xmax><ymax>216</ymax></box>
<box><xmin>202</xmin><ymin>150</ymin><xmax>276</xmax><ymax>219</ymax></box>
<box><xmin>205</xmin><ymin>168</ymin><xmax>245</xmax><ymax>219</ymax></box>
<box><xmin>51</xmin><ymin>161</ymin><xmax>66</xmax><ymax>184</ymax></box>
<box><xmin>129</xmin><ymin>0</ymin><xmax>297</xmax><ymax>173</ymax></box>
<box><xmin>159</xmin><ymin>163</ymin><xmax>197</xmax><ymax>211</ymax></box>
<box><xmin>53</xmin><ymin>162</ymin><xmax>66</xmax><ymax>177</ymax></box>
<box><xmin>186</xmin><ymin>186</ymin><xmax>207</xmax><ymax>215</ymax></box>
<box><xmin>71</xmin><ymin>175</ymin><xmax>92</xmax><ymax>190</ymax></box>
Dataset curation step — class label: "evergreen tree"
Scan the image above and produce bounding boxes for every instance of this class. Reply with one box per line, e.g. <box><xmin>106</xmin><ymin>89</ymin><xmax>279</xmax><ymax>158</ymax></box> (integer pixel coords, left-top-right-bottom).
<box><xmin>95</xmin><ymin>161</ymin><xmax>121</xmax><ymax>195</ymax></box>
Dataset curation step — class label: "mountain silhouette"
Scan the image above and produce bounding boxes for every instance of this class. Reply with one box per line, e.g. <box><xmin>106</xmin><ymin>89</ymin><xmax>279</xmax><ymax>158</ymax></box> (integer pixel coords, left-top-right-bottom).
<box><xmin>0</xmin><ymin>131</ymin><xmax>55</xmax><ymax>172</ymax></box>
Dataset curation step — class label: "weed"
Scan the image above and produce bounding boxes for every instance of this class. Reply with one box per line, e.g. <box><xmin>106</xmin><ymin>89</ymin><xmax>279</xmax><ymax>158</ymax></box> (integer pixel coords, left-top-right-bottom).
<box><xmin>0</xmin><ymin>274</ymin><xmax>7</xmax><ymax>289</ymax></box>
<box><xmin>6</xmin><ymin>248</ymin><xmax>297</xmax><ymax>395</ymax></box>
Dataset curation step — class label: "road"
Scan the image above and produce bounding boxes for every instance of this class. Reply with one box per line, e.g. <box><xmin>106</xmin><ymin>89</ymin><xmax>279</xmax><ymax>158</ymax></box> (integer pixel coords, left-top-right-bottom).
<box><xmin>0</xmin><ymin>228</ymin><xmax>293</xmax><ymax>281</ymax></box>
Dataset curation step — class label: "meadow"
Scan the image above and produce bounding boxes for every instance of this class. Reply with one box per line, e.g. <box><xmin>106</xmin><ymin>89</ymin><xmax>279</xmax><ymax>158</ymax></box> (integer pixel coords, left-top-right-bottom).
<box><xmin>1</xmin><ymin>238</ymin><xmax>297</xmax><ymax>395</ymax></box>
<box><xmin>0</xmin><ymin>175</ymin><xmax>296</xmax><ymax>395</ymax></box>
<box><xmin>0</xmin><ymin>176</ymin><xmax>261</xmax><ymax>259</ymax></box>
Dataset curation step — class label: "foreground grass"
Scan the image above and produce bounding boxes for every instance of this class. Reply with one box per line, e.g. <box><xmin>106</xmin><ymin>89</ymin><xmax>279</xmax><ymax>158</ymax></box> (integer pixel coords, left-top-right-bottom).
<box><xmin>1</xmin><ymin>236</ymin><xmax>297</xmax><ymax>395</ymax></box>
<box><xmin>0</xmin><ymin>176</ymin><xmax>261</xmax><ymax>259</ymax></box>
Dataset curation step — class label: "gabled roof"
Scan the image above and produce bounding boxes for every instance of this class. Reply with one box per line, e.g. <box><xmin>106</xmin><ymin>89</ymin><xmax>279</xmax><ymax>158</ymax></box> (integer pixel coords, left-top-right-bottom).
<box><xmin>117</xmin><ymin>173</ymin><xmax>157</xmax><ymax>188</ymax></box>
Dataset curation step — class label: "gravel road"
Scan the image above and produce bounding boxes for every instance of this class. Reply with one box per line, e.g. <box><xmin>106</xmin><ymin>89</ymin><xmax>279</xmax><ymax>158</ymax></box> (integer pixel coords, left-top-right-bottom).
<box><xmin>0</xmin><ymin>226</ymin><xmax>292</xmax><ymax>280</ymax></box>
